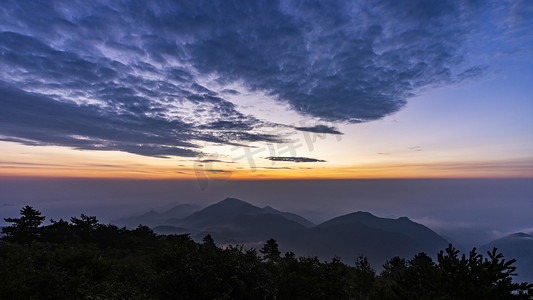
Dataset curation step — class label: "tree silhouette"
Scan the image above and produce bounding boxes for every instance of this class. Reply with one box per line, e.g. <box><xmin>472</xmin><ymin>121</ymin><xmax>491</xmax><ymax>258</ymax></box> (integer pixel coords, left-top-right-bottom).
<box><xmin>1</xmin><ymin>207</ymin><xmax>532</xmax><ymax>299</ymax></box>
<box><xmin>202</xmin><ymin>234</ymin><xmax>216</xmax><ymax>248</ymax></box>
<box><xmin>1</xmin><ymin>205</ymin><xmax>45</xmax><ymax>244</ymax></box>
<box><xmin>70</xmin><ymin>214</ymin><xmax>99</xmax><ymax>230</ymax></box>
<box><xmin>382</xmin><ymin>256</ymin><xmax>407</xmax><ymax>279</ymax></box>
<box><xmin>260</xmin><ymin>238</ymin><xmax>281</xmax><ymax>263</ymax></box>
<box><xmin>354</xmin><ymin>255</ymin><xmax>376</xmax><ymax>299</ymax></box>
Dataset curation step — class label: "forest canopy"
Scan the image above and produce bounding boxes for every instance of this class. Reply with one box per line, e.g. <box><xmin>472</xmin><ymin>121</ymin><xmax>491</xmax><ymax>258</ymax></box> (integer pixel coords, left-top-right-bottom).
<box><xmin>1</xmin><ymin>206</ymin><xmax>532</xmax><ymax>299</ymax></box>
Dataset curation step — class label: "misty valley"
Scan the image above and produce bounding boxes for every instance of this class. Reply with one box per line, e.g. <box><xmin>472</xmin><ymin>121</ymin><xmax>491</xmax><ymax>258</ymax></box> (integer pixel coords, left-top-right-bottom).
<box><xmin>1</xmin><ymin>199</ymin><xmax>532</xmax><ymax>299</ymax></box>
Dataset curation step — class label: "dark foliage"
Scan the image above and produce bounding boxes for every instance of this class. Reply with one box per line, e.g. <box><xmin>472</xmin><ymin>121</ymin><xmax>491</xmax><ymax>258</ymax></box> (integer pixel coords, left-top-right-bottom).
<box><xmin>1</xmin><ymin>207</ymin><xmax>532</xmax><ymax>299</ymax></box>
<box><xmin>2</xmin><ymin>206</ymin><xmax>45</xmax><ymax>244</ymax></box>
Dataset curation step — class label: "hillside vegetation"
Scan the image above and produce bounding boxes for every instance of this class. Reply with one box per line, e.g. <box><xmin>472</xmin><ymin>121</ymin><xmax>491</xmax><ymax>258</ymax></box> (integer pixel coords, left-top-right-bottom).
<box><xmin>1</xmin><ymin>206</ymin><xmax>532</xmax><ymax>299</ymax></box>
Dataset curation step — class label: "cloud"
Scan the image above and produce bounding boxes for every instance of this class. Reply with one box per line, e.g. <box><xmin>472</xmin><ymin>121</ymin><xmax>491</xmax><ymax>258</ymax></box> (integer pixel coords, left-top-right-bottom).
<box><xmin>265</xmin><ymin>156</ymin><xmax>326</xmax><ymax>163</ymax></box>
<box><xmin>295</xmin><ymin>125</ymin><xmax>343</xmax><ymax>135</ymax></box>
<box><xmin>0</xmin><ymin>0</ymin><xmax>515</xmax><ymax>157</ymax></box>
<box><xmin>205</xmin><ymin>170</ymin><xmax>232</xmax><ymax>173</ymax></box>
<box><xmin>0</xmin><ymin>83</ymin><xmax>199</xmax><ymax>158</ymax></box>
<box><xmin>178</xmin><ymin>0</ymin><xmax>486</xmax><ymax>122</ymax></box>
<box><xmin>197</xmin><ymin>159</ymin><xmax>235</xmax><ymax>164</ymax></box>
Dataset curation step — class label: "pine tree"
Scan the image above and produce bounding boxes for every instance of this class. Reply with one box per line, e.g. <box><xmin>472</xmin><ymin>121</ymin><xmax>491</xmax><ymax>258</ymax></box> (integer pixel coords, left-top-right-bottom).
<box><xmin>202</xmin><ymin>234</ymin><xmax>216</xmax><ymax>247</ymax></box>
<box><xmin>354</xmin><ymin>255</ymin><xmax>375</xmax><ymax>299</ymax></box>
<box><xmin>260</xmin><ymin>238</ymin><xmax>281</xmax><ymax>263</ymax></box>
<box><xmin>1</xmin><ymin>205</ymin><xmax>45</xmax><ymax>243</ymax></box>
<box><xmin>70</xmin><ymin>214</ymin><xmax>99</xmax><ymax>230</ymax></box>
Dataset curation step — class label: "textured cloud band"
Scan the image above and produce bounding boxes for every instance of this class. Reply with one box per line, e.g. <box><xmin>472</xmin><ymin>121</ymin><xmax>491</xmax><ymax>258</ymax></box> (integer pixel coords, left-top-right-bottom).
<box><xmin>265</xmin><ymin>157</ymin><xmax>326</xmax><ymax>163</ymax></box>
<box><xmin>0</xmin><ymin>0</ymin><xmax>495</xmax><ymax>157</ymax></box>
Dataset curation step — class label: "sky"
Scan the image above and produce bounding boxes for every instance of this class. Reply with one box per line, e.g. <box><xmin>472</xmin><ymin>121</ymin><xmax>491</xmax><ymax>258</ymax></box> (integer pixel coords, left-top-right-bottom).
<box><xmin>0</xmin><ymin>0</ymin><xmax>532</xmax><ymax>179</ymax></box>
<box><xmin>0</xmin><ymin>1</ymin><xmax>532</xmax><ymax>245</ymax></box>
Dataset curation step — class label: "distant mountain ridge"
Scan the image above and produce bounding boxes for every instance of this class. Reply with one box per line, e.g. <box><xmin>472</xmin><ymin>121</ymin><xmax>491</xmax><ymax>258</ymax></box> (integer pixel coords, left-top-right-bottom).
<box><xmin>173</xmin><ymin>198</ymin><xmax>315</xmax><ymax>229</ymax></box>
<box><xmin>113</xmin><ymin>198</ymin><xmax>449</xmax><ymax>268</ymax></box>
<box><xmin>116</xmin><ymin>201</ymin><xmax>533</xmax><ymax>283</ymax></box>
<box><xmin>317</xmin><ymin>211</ymin><xmax>447</xmax><ymax>248</ymax></box>
<box><xmin>481</xmin><ymin>232</ymin><xmax>533</xmax><ymax>283</ymax></box>
<box><xmin>292</xmin><ymin>210</ymin><xmax>448</xmax><ymax>266</ymax></box>
<box><xmin>114</xmin><ymin>204</ymin><xmax>202</xmax><ymax>228</ymax></box>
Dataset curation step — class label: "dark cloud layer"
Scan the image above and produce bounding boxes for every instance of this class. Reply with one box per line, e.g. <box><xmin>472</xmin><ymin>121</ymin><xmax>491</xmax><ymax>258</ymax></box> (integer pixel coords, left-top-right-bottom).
<box><xmin>0</xmin><ymin>0</ymin><xmax>496</xmax><ymax>157</ymax></box>
<box><xmin>295</xmin><ymin>125</ymin><xmax>343</xmax><ymax>135</ymax></box>
<box><xmin>197</xmin><ymin>159</ymin><xmax>235</xmax><ymax>164</ymax></box>
<box><xmin>0</xmin><ymin>83</ymin><xmax>199</xmax><ymax>158</ymax></box>
<box><xmin>265</xmin><ymin>156</ymin><xmax>326</xmax><ymax>163</ymax></box>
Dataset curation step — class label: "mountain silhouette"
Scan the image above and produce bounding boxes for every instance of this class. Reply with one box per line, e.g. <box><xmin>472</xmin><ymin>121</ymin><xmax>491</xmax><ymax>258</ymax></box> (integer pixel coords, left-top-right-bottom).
<box><xmin>317</xmin><ymin>212</ymin><xmax>447</xmax><ymax>249</ymax></box>
<box><xmin>171</xmin><ymin>198</ymin><xmax>314</xmax><ymax>229</ymax></box>
<box><xmin>290</xmin><ymin>211</ymin><xmax>449</xmax><ymax>266</ymax></box>
<box><xmin>481</xmin><ymin>232</ymin><xmax>533</xmax><ymax>283</ymax></box>
<box><xmin>177</xmin><ymin>198</ymin><xmax>266</xmax><ymax>229</ymax></box>
<box><xmin>114</xmin><ymin>204</ymin><xmax>202</xmax><ymax>228</ymax></box>
<box><xmin>114</xmin><ymin>198</ymin><xmax>448</xmax><ymax>268</ymax></box>
<box><xmin>162</xmin><ymin>198</ymin><xmax>312</xmax><ymax>243</ymax></box>
<box><xmin>261</xmin><ymin>205</ymin><xmax>315</xmax><ymax>227</ymax></box>
<box><xmin>195</xmin><ymin>213</ymin><xmax>308</xmax><ymax>245</ymax></box>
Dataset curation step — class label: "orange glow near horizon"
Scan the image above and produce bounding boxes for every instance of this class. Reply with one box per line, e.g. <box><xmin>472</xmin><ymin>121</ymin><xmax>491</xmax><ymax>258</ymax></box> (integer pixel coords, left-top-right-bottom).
<box><xmin>1</xmin><ymin>140</ymin><xmax>532</xmax><ymax>180</ymax></box>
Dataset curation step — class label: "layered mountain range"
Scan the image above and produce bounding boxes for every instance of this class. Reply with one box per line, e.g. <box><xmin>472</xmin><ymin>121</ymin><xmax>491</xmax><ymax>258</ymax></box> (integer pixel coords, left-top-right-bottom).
<box><xmin>114</xmin><ymin>198</ymin><xmax>533</xmax><ymax>281</ymax></box>
<box><xmin>114</xmin><ymin>198</ymin><xmax>449</xmax><ymax>267</ymax></box>
<box><xmin>114</xmin><ymin>198</ymin><xmax>533</xmax><ymax>282</ymax></box>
